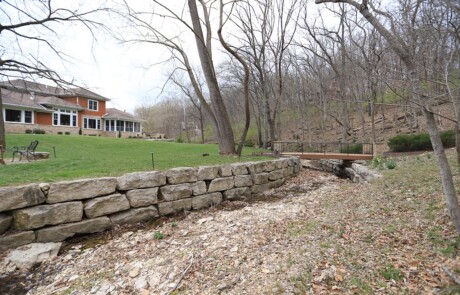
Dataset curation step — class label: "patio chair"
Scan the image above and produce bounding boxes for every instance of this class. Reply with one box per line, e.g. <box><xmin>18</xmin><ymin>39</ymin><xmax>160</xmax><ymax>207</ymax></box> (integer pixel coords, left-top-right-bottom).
<box><xmin>12</xmin><ymin>140</ymin><xmax>39</xmax><ymax>162</ymax></box>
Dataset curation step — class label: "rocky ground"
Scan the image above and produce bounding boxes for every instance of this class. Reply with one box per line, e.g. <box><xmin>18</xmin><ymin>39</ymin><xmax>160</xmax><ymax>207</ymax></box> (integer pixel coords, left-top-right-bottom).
<box><xmin>1</xmin><ymin>153</ymin><xmax>460</xmax><ymax>294</ymax></box>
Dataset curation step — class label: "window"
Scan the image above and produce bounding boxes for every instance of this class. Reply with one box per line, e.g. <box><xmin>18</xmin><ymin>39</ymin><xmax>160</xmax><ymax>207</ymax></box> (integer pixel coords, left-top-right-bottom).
<box><xmin>88</xmin><ymin>100</ymin><xmax>98</xmax><ymax>111</ymax></box>
<box><xmin>53</xmin><ymin>109</ymin><xmax>77</xmax><ymax>127</ymax></box>
<box><xmin>5</xmin><ymin>109</ymin><xmax>21</xmax><ymax>122</ymax></box>
<box><xmin>4</xmin><ymin>109</ymin><xmax>34</xmax><ymax>124</ymax></box>
<box><xmin>24</xmin><ymin>111</ymin><xmax>32</xmax><ymax>123</ymax></box>
<box><xmin>84</xmin><ymin>118</ymin><xmax>101</xmax><ymax>130</ymax></box>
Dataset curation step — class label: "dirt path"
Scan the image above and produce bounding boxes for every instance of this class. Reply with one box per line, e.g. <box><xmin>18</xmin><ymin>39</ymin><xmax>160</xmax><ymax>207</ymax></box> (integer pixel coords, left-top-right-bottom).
<box><xmin>1</xmin><ymin>165</ymin><xmax>458</xmax><ymax>294</ymax></box>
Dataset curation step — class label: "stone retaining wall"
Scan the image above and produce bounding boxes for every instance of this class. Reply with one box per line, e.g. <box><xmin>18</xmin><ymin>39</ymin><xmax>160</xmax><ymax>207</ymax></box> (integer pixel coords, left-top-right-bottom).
<box><xmin>0</xmin><ymin>158</ymin><xmax>300</xmax><ymax>250</ymax></box>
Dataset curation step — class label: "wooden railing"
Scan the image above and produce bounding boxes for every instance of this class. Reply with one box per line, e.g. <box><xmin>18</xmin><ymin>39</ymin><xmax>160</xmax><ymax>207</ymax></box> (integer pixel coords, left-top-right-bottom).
<box><xmin>273</xmin><ymin>141</ymin><xmax>373</xmax><ymax>160</ymax></box>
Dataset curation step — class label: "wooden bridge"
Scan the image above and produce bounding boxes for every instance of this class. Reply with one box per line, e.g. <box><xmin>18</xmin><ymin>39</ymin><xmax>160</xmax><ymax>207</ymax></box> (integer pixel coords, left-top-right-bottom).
<box><xmin>273</xmin><ymin>141</ymin><xmax>374</xmax><ymax>161</ymax></box>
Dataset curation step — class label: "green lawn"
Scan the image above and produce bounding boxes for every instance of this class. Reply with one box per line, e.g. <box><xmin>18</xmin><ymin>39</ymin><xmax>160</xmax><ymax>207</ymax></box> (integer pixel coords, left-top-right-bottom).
<box><xmin>0</xmin><ymin>134</ymin><xmax>269</xmax><ymax>187</ymax></box>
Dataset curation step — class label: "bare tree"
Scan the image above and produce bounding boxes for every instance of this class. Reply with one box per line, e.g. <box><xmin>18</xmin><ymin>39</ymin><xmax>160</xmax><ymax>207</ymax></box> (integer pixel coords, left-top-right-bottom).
<box><xmin>315</xmin><ymin>0</ymin><xmax>460</xmax><ymax>234</ymax></box>
<box><xmin>0</xmin><ymin>0</ymin><xmax>107</xmax><ymax>149</ymax></box>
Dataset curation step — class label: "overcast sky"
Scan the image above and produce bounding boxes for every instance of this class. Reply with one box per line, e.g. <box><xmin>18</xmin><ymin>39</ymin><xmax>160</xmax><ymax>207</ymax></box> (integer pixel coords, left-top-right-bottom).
<box><xmin>4</xmin><ymin>0</ymin><xmax>335</xmax><ymax>114</ymax></box>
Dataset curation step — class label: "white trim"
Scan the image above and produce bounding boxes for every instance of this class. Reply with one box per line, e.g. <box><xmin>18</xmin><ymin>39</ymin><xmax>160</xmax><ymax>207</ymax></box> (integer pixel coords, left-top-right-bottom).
<box><xmin>3</xmin><ymin>107</ymin><xmax>34</xmax><ymax>124</ymax></box>
<box><xmin>83</xmin><ymin>117</ymin><xmax>101</xmax><ymax>130</ymax></box>
<box><xmin>88</xmin><ymin>99</ymin><xmax>98</xmax><ymax>111</ymax></box>
<box><xmin>52</xmin><ymin>108</ymin><xmax>78</xmax><ymax>127</ymax></box>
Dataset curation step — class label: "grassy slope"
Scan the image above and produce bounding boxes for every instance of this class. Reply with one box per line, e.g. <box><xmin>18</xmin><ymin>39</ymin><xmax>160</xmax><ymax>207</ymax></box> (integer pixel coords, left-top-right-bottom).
<box><xmin>0</xmin><ymin>134</ymin><xmax>269</xmax><ymax>187</ymax></box>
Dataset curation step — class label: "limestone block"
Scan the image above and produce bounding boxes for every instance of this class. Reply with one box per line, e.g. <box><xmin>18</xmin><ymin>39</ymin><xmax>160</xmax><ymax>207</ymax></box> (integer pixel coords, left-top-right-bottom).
<box><xmin>351</xmin><ymin>163</ymin><xmax>382</xmax><ymax>182</ymax></box>
<box><xmin>247</xmin><ymin>161</ymin><xmax>275</xmax><ymax>174</ymax></box>
<box><xmin>253</xmin><ymin>173</ymin><xmax>270</xmax><ymax>185</ymax></box>
<box><xmin>191</xmin><ymin>181</ymin><xmax>207</xmax><ymax>196</ymax></box>
<box><xmin>110</xmin><ymin>206</ymin><xmax>159</xmax><ymax>225</ymax></box>
<box><xmin>269</xmin><ymin>169</ymin><xmax>285</xmax><ymax>181</ymax></box>
<box><xmin>283</xmin><ymin>167</ymin><xmax>295</xmax><ymax>177</ymax></box>
<box><xmin>218</xmin><ymin>165</ymin><xmax>233</xmax><ymax>177</ymax></box>
<box><xmin>234</xmin><ymin>175</ymin><xmax>253</xmax><ymax>187</ymax></box>
<box><xmin>160</xmin><ymin>183</ymin><xmax>192</xmax><ymax>201</ymax></box>
<box><xmin>273</xmin><ymin>159</ymin><xmax>285</xmax><ymax>169</ymax></box>
<box><xmin>294</xmin><ymin>165</ymin><xmax>301</xmax><ymax>173</ymax></box>
<box><xmin>0</xmin><ymin>214</ymin><xmax>12</xmax><ymax>235</ymax></box>
<box><xmin>6</xmin><ymin>242</ymin><xmax>61</xmax><ymax>269</ymax></box>
<box><xmin>84</xmin><ymin>193</ymin><xmax>130</xmax><ymax>218</ymax></box>
<box><xmin>0</xmin><ymin>184</ymin><xmax>46</xmax><ymax>212</ymax></box>
<box><xmin>251</xmin><ymin>183</ymin><xmax>270</xmax><ymax>194</ymax></box>
<box><xmin>13</xmin><ymin>202</ymin><xmax>83</xmax><ymax>230</ymax></box>
<box><xmin>223</xmin><ymin>187</ymin><xmax>250</xmax><ymax>200</ymax></box>
<box><xmin>47</xmin><ymin>178</ymin><xmax>117</xmax><ymax>203</ymax></box>
<box><xmin>117</xmin><ymin>171</ymin><xmax>166</xmax><ymax>191</ymax></box>
<box><xmin>166</xmin><ymin>168</ymin><xmax>197</xmax><ymax>184</ymax></box>
<box><xmin>230</xmin><ymin>163</ymin><xmax>248</xmax><ymax>175</ymax></box>
<box><xmin>36</xmin><ymin>217</ymin><xmax>111</xmax><ymax>242</ymax></box>
<box><xmin>39</xmin><ymin>183</ymin><xmax>50</xmax><ymax>196</ymax></box>
<box><xmin>0</xmin><ymin>231</ymin><xmax>35</xmax><ymax>250</ymax></box>
<box><xmin>269</xmin><ymin>179</ymin><xmax>285</xmax><ymax>189</ymax></box>
<box><xmin>192</xmin><ymin>192</ymin><xmax>223</xmax><ymax>210</ymax></box>
<box><xmin>208</xmin><ymin>177</ymin><xmax>234</xmax><ymax>192</ymax></box>
<box><xmin>197</xmin><ymin>166</ymin><xmax>219</xmax><ymax>180</ymax></box>
<box><xmin>126</xmin><ymin>188</ymin><xmax>159</xmax><ymax>208</ymax></box>
<box><xmin>158</xmin><ymin>199</ymin><xmax>192</xmax><ymax>216</ymax></box>
<box><xmin>287</xmin><ymin>158</ymin><xmax>296</xmax><ymax>167</ymax></box>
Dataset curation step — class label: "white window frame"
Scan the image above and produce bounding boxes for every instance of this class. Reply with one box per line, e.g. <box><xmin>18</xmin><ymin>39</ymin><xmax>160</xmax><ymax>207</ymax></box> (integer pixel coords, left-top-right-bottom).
<box><xmin>3</xmin><ymin>108</ymin><xmax>34</xmax><ymax>124</ymax></box>
<box><xmin>52</xmin><ymin>108</ymin><xmax>78</xmax><ymax>127</ymax></box>
<box><xmin>88</xmin><ymin>100</ymin><xmax>98</xmax><ymax>111</ymax></box>
<box><xmin>83</xmin><ymin>117</ymin><xmax>101</xmax><ymax>130</ymax></box>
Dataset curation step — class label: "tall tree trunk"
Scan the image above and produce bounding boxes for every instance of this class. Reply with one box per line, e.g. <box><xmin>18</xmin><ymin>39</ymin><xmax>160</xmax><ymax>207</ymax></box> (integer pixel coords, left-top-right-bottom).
<box><xmin>0</xmin><ymin>88</ymin><xmax>5</xmax><ymax>149</ymax></box>
<box><xmin>188</xmin><ymin>0</ymin><xmax>235</xmax><ymax>154</ymax></box>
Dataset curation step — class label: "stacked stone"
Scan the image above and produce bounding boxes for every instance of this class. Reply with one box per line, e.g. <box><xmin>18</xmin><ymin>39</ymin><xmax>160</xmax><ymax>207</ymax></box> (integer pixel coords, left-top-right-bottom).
<box><xmin>0</xmin><ymin>157</ymin><xmax>300</xmax><ymax>250</ymax></box>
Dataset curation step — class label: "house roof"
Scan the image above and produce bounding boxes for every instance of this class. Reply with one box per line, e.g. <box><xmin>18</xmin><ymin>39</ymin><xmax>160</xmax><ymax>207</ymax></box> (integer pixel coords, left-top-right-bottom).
<box><xmin>34</xmin><ymin>96</ymin><xmax>85</xmax><ymax>110</ymax></box>
<box><xmin>103</xmin><ymin>108</ymin><xmax>143</xmax><ymax>122</ymax></box>
<box><xmin>0</xmin><ymin>79</ymin><xmax>110</xmax><ymax>102</ymax></box>
<box><xmin>2</xmin><ymin>90</ymin><xmax>53</xmax><ymax>112</ymax></box>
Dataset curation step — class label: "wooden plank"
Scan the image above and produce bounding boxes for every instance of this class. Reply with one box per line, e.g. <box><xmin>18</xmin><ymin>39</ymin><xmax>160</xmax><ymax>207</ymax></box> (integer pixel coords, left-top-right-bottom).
<box><xmin>282</xmin><ymin>152</ymin><xmax>373</xmax><ymax>161</ymax></box>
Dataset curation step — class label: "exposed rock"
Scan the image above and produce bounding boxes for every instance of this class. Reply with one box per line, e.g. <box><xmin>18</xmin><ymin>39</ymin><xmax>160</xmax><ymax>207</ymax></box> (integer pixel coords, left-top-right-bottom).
<box><xmin>129</xmin><ymin>267</ymin><xmax>140</xmax><ymax>278</ymax></box>
<box><xmin>158</xmin><ymin>199</ymin><xmax>192</xmax><ymax>216</ymax></box>
<box><xmin>197</xmin><ymin>166</ymin><xmax>219</xmax><ymax>180</ymax></box>
<box><xmin>230</xmin><ymin>163</ymin><xmax>249</xmax><ymax>175</ymax></box>
<box><xmin>166</xmin><ymin>167</ymin><xmax>197</xmax><ymax>184</ymax></box>
<box><xmin>351</xmin><ymin>163</ymin><xmax>382</xmax><ymax>183</ymax></box>
<box><xmin>36</xmin><ymin>217</ymin><xmax>111</xmax><ymax>242</ymax></box>
<box><xmin>208</xmin><ymin>177</ymin><xmax>234</xmax><ymax>192</ymax></box>
<box><xmin>160</xmin><ymin>183</ymin><xmax>192</xmax><ymax>201</ymax></box>
<box><xmin>134</xmin><ymin>276</ymin><xmax>148</xmax><ymax>290</ymax></box>
<box><xmin>192</xmin><ymin>193</ymin><xmax>223</xmax><ymax>210</ymax></box>
<box><xmin>253</xmin><ymin>173</ymin><xmax>270</xmax><ymax>185</ymax></box>
<box><xmin>110</xmin><ymin>206</ymin><xmax>159</xmax><ymax>225</ymax></box>
<box><xmin>126</xmin><ymin>188</ymin><xmax>159</xmax><ymax>208</ymax></box>
<box><xmin>12</xmin><ymin>202</ymin><xmax>83</xmax><ymax>230</ymax></box>
<box><xmin>0</xmin><ymin>214</ymin><xmax>13</xmax><ymax>235</ymax></box>
<box><xmin>117</xmin><ymin>171</ymin><xmax>166</xmax><ymax>190</ymax></box>
<box><xmin>218</xmin><ymin>165</ymin><xmax>233</xmax><ymax>177</ymax></box>
<box><xmin>223</xmin><ymin>187</ymin><xmax>250</xmax><ymax>200</ymax></box>
<box><xmin>47</xmin><ymin>178</ymin><xmax>117</xmax><ymax>203</ymax></box>
<box><xmin>6</xmin><ymin>242</ymin><xmax>62</xmax><ymax>269</ymax></box>
<box><xmin>0</xmin><ymin>184</ymin><xmax>45</xmax><ymax>212</ymax></box>
<box><xmin>84</xmin><ymin>193</ymin><xmax>130</xmax><ymax>219</ymax></box>
<box><xmin>191</xmin><ymin>181</ymin><xmax>207</xmax><ymax>196</ymax></box>
<box><xmin>0</xmin><ymin>231</ymin><xmax>35</xmax><ymax>250</ymax></box>
<box><xmin>234</xmin><ymin>175</ymin><xmax>253</xmax><ymax>187</ymax></box>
